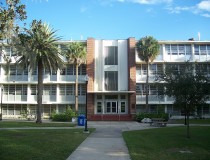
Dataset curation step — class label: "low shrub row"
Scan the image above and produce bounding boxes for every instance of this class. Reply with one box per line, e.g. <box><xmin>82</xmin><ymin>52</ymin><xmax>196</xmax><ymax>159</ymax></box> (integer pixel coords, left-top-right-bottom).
<box><xmin>135</xmin><ymin>112</ymin><xmax>169</xmax><ymax>122</ymax></box>
<box><xmin>51</xmin><ymin>107</ymin><xmax>77</xmax><ymax>122</ymax></box>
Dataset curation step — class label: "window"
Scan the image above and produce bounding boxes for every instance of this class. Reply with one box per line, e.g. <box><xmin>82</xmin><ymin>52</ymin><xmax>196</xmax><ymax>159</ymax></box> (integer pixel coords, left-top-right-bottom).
<box><xmin>104</xmin><ymin>71</ymin><xmax>118</xmax><ymax>91</ymax></box>
<box><xmin>136</xmin><ymin>65</ymin><xmax>141</xmax><ymax>75</ymax></box>
<box><xmin>80</xmin><ymin>64</ymin><xmax>86</xmax><ymax>75</ymax></box>
<box><xmin>32</xmin><ymin>68</ymin><xmax>37</xmax><ymax>75</ymax></box>
<box><xmin>60</xmin><ymin>85</ymin><xmax>65</xmax><ymax>95</ymax></box>
<box><xmin>97</xmin><ymin>102</ymin><xmax>102</xmax><ymax>113</ymax></box>
<box><xmin>16</xmin><ymin>85</ymin><xmax>27</xmax><ymax>95</ymax></box>
<box><xmin>79</xmin><ymin>84</ymin><xmax>86</xmax><ymax>95</ymax></box>
<box><xmin>194</xmin><ymin>45</ymin><xmax>199</xmax><ymax>55</ymax></box>
<box><xmin>60</xmin><ymin>68</ymin><xmax>66</xmax><ymax>75</ymax></box>
<box><xmin>31</xmin><ymin>85</ymin><xmax>37</xmax><ymax>95</ymax></box>
<box><xmin>149</xmin><ymin>85</ymin><xmax>157</xmax><ymax>95</ymax></box>
<box><xmin>157</xmin><ymin>64</ymin><xmax>163</xmax><ymax>75</ymax></box>
<box><xmin>66</xmin><ymin>64</ymin><xmax>73</xmax><ymax>75</ymax></box>
<box><xmin>136</xmin><ymin>84</ymin><xmax>141</xmax><ymax>95</ymax></box>
<box><xmin>178</xmin><ymin>45</ymin><xmax>185</xmax><ymax>55</ymax></box>
<box><xmin>16</xmin><ymin>66</ymin><xmax>22</xmax><ymax>75</ymax></box>
<box><xmin>51</xmin><ymin>85</ymin><xmax>56</xmax><ymax>95</ymax></box>
<box><xmin>142</xmin><ymin>64</ymin><xmax>147</xmax><ymax>75</ymax></box>
<box><xmin>165</xmin><ymin>44</ymin><xmax>192</xmax><ymax>55</ymax></box>
<box><xmin>150</xmin><ymin>64</ymin><xmax>156</xmax><ymax>75</ymax></box>
<box><xmin>171</xmin><ymin>45</ymin><xmax>178</xmax><ymax>55</ymax></box>
<box><xmin>207</xmin><ymin>45</ymin><xmax>210</xmax><ymax>55</ymax></box>
<box><xmin>200</xmin><ymin>45</ymin><xmax>207</xmax><ymax>55</ymax></box>
<box><xmin>44</xmin><ymin>69</ymin><xmax>50</xmax><ymax>75</ymax></box>
<box><xmin>3</xmin><ymin>85</ymin><xmax>8</xmax><ymax>95</ymax></box>
<box><xmin>43</xmin><ymin>85</ymin><xmax>56</xmax><ymax>95</ymax></box>
<box><xmin>159</xmin><ymin>44</ymin><xmax>163</xmax><ymax>55</ymax></box>
<box><xmin>10</xmin><ymin>65</ymin><xmax>16</xmax><ymax>75</ymax></box>
<box><xmin>60</xmin><ymin>85</ymin><xmax>74</xmax><ymax>95</ymax></box>
<box><xmin>136</xmin><ymin>84</ymin><xmax>147</xmax><ymax>95</ymax></box>
<box><xmin>185</xmin><ymin>45</ymin><xmax>192</xmax><ymax>55</ymax></box>
<box><xmin>8</xmin><ymin>105</ymin><xmax>14</xmax><ymax>115</ymax></box>
<box><xmin>16</xmin><ymin>85</ymin><xmax>22</xmax><ymax>95</ymax></box>
<box><xmin>105</xmin><ymin>46</ymin><xmax>118</xmax><ymax>65</ymax></box>
<box><xmin>66</xmin><ymin>85</ymin><xmax>74</xmax><ymax>95</ymax></box>
<box><xmin>24</xmin><ymin>67</ymin><xmax>28</xmax><ymax>75</ymax></box>
<box><xmin>22</xmin><ymin>86</ymin><xmax>27</xmax><ymax>95</ymax></box>
<box><xmin>52</xmin><ymin>70</ymin><xmax>57</xmax><ymax>75</ymax></box>
<box><xmin>120</xmin><ymin>102</ymin><xmax>126</xmax><ymax>113</ymax></box>
<box><xmin>165</xmin><ymin>45</ymin><xmax>170</xmax><ymax>55</ymax></box>
<box><xmin>9</xmin><ymin>85</ymin><xmax>15</xmax><ymax>95</ymax></box>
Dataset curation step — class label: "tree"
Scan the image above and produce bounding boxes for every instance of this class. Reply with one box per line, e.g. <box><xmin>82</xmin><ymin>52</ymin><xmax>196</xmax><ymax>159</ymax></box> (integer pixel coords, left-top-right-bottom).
<box><xmin>136</xmin><ymin>36</ymin><xmax>160</xmax><ymax>112</ymax></box>
<box><xmin>13</xmin><ymin>20</ymin><xmax>65</xmax><ymax>123</ymax></box>
<box><xmin>65</xmin><ymin>42</ymin><xmax>86</xmax><ymax>112</ymax></box>
<box><xmin>156</xmin><ymin>63</ymin><xmax>210</xmax><ymax>138</ymax></box>
<box><xmin>0</xmin><ymin>0</ymin><xmax>26</xmax><ymax>40</ymax></box>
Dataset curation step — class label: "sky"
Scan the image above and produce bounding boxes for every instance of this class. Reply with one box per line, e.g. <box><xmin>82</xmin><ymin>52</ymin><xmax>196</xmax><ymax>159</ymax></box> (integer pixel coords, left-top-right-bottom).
<box><xmin>19</xmin><ymin>0</ymin><xmax>210</xmax><ymax>41</ymax></box>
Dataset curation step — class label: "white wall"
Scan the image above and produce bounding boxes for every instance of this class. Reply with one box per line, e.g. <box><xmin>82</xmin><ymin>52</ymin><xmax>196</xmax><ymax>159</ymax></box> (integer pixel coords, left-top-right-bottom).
<box><xmin>94</xmin><ymin>40</ymin><xmax>128</xmax><ymax>91</ymax></box>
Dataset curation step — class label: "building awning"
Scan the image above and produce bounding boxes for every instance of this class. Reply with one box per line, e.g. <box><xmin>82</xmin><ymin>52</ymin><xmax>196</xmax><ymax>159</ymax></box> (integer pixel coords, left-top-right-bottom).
<box><xmin>88</xmin><ymin>91</ymin><xmax>135</xmax><ymax>94</ymax></box>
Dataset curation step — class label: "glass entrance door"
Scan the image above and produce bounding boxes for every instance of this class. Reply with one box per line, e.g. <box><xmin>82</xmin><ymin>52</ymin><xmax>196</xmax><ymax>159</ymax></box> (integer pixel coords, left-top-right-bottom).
<box><xmin>106</xmin><ymin>101</ymin><xmax>118</xmax><ymax>114</ymax></box>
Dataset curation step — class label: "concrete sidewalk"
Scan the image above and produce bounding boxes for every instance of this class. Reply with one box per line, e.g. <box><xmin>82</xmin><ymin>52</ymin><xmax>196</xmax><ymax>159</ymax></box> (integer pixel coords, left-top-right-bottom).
<box><xmin>66</xmin><ymin>121</ymin><xmax>151</xmax><ymax>160</ymax></box>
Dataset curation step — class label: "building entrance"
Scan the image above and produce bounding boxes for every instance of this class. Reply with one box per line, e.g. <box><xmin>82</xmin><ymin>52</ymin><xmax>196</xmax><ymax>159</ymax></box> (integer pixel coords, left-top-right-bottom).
<box><xmin>105</xmin><ymin>101</ymin><xmax>118</xmax><ymax>113</ymax></box>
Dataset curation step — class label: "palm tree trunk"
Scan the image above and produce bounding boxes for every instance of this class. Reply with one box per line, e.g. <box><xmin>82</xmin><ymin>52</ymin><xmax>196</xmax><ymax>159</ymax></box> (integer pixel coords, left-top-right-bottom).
<box><xmin>146</xmin><ymin>62</ymin><xmax>149</xmax><ymax>113</ymax></box>
<box><xmin>36</xmin><ymin>60</ymin><xmax>43</xmax><ymax>123</ymax></box>
<box><xmin>75</xmin><ymin>63</ymin><xmax>79</xmax><ymax>112</ymax></box>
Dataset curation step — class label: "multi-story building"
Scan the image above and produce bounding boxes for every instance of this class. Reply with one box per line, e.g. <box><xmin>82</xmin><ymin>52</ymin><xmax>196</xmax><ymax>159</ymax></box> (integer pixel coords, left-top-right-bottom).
<box><xmin>0</xmin><ymin>38</ymin><xmax>210</xmax><ymax>120</ymax></box>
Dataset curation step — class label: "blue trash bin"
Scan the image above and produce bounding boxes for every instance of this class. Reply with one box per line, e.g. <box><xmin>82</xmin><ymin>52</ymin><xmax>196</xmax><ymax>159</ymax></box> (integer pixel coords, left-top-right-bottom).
<box><xmin>78</xmin><ymin>115</ymin><xmax>85</xmax><ymax>126</ymax></box>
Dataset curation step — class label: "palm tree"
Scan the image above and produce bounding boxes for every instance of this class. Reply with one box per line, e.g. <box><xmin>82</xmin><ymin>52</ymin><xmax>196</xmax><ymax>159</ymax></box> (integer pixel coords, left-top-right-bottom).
<box><xmin>13</xmin><ymin>20</ymin><xmax>64</xmax><ymax>123</ymax></box>
<box><xmin>136</xmin><ymin>36</ymin><xmax>159</xmax><ymax>112</ymax></box>
<box><xmin>65</xmin><ymin>42</ymin><xmax>86</xmax><ymax>112</ymax></box>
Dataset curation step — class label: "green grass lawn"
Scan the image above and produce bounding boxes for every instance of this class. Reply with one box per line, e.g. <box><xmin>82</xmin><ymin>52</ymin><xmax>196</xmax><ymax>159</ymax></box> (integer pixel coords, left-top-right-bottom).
<box><xmin>0</xmin><ymin>128</ymin><xmax>94</xmax><ymax>160</ymax></box>
<box><xmin>171</xmin><ymin>118</ymin><xmax>210</xmax><ymax>124</ymax></box>
<box><xmin>123</xmin><ymin>126</ymin><xmax>210</xmax><ymax>160</ymax></box>
<box><xmin>0</xmin><ymin>121</ymin><xmax>76</xmax><ymax>128</ymax></box>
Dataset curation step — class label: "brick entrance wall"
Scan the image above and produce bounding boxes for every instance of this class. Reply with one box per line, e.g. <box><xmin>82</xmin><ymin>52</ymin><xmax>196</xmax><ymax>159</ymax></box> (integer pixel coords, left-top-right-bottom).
<box><xmin>128</xmin><ymin>37</ymin><xmax>136</xmax><ymax>118</ymax></box>
<box><xmin>86</xmin><ymin>38</ymin><xmax>95</xmax><ymax>119</ymax></box>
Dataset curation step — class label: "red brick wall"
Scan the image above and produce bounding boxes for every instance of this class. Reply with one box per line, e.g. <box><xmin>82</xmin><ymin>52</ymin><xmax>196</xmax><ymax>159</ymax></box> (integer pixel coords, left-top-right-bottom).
<box><xmin>127</xmin><ymin>37</ymin><xmax>136</xmax><ymax>116</ymax></box>
<box><xmin>87</xmin><ymin>38</ymin><xmax>95</xmax><ymax>119</ymax></box>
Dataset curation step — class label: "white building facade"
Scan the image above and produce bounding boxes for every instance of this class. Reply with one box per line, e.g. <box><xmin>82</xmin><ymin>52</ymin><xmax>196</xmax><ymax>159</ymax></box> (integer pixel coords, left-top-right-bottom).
<box><xmin>0</xmin><ymin>38</ymin><xmax>210</xmax><ymax>120</ymax></box>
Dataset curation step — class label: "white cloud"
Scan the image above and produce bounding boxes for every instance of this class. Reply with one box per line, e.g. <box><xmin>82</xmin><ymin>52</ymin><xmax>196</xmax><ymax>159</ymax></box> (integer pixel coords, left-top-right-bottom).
<box><xmin>117</xmin><ymin>0</ymin><xmax>172</xmax><ymax>5</ymax></box>
<box><xmin>167</xmin><ymin>6</ymin><xmax>194</xmax><ymax>14</ymax></box>
<box><xmin>201</xmin><ymin>13</ymin><xmax>210</xmax><ymax>17</ymax></box>
<box><xmin>101</xmin><ymin>0</ymin><xmax>210</xmax><ymax>18</ymax></box>
<box><xmin>165</xmin><ymin>1</ymin><xmax>210</xmax><ymax>18</ymax></box>
<box><xmin>197</xmin><ymin>0</ymin><xmax>210</xmax><ymax>12</ymax></box>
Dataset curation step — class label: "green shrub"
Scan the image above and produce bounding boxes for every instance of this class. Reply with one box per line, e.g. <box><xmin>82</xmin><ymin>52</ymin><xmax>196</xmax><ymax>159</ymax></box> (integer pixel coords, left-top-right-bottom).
<box><xmin>51</xmin><ymin>107</ymin><xmax>77</xmax><ymax>122</ymax></box>
<box><xmin>52</xmin><ymin>113</ymin><xmax>70</xmax><ymax>122</ymax></box>
<box><xmin>135</xmin><ymin>113</ymin><xmax>169</xmax><ymax>122</ymax></box>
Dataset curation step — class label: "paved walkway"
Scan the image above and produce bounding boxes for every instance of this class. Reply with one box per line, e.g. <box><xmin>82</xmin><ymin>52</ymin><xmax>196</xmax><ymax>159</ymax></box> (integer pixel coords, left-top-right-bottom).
<box><xmin>66</xmin><ymin>121</ymin><xmax>152</xmax><ymax>160</ymax></box>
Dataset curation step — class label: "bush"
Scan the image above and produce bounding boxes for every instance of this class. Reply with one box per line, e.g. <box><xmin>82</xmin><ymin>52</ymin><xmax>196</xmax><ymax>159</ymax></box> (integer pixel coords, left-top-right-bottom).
<box><xmin>51</xmin><ymin>107</ymin><xmax>77</xmax><ymax>122</ymax></box>
<box><xmin>135</xmin><ymin>113</ymin><xmax>169</xmax><ymax>122</ymax></box>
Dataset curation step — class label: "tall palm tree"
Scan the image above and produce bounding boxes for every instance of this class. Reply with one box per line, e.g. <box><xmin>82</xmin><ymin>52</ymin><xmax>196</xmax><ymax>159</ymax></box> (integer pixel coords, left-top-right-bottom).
<box><xmin>65</xmin><ymin>42</ymin><xmax>86</xmax><ymax>112</ymax></box>
<box><xmin>13</xmin><ymin>20</ymin><xmax>64</xmax><ymax>123</ymax></box>
<box><xmin>136</xmin><ymin>36</ymin><xmax>159</xmax><ymax>113</ymax></box>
